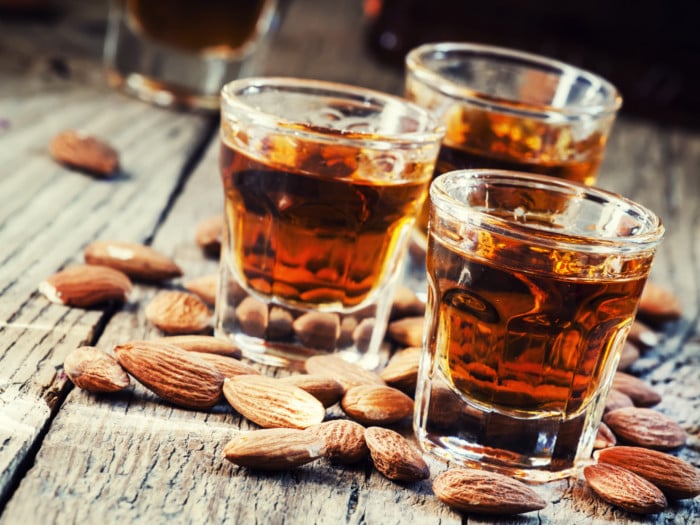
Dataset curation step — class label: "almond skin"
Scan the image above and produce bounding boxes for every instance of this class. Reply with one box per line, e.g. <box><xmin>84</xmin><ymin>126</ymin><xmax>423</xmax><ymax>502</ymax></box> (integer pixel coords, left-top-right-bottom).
<box><xmin>114</xmin><ymin>340</ymin><xmax>223</xmax><ymax>409</ymax></box>
<box><xmin>84</xmin><ymin>240</ymin><xmax>182</xmax><ymax>281</ymax></box>
<box><xmin>612</xmin><ymin>371</ymin><xmax>661</xmax><ymax>407</ymax></box>
<box><xmin>39</xmin><ymin>264</ymin><xmax>131</xmax><ymax>307</ymax></box>
<box><xmin>222</xmin><ymin>375</ymin><xmax>326</xmax><ymax>429</ymax></box>
<box><xmin>364</xmin><ymin>427</ymin><xmax>429</xmax><ymax>482</ymax></box>
<box><xmin>380</xmin><ymin>347</ymin><xmax>421</xmax><ymax>394</ymax></box>
<box><xmin>279</xmin><ymin>374</ymin><xmax>344</xmax><ymax>407</ymax></box>
<box><xmin>593</xmin><ymin>422</ymin><xmax>617</xmax><ymax>449</ymax></box>
<box><xmin>309</xmin><ymin>419</ymin><xmax>368</xmax><ymax>464</ymax></box>
<box><xmin>583</xmin><ymin>463</ymin><xmax>667</xmax><ymax>514</ymax></box>
<box><xmin>145</xmin><ymin>291</ymin><xmax>211</xmax><ymax>334</ymax></box>
<box><xmin>387</xmin><ymin>316</ymin><xmax>424</xmax><ymax>347</ymax></box>
<box><xmin>433</xmin><ymin>468</ymin><xmax>547</xmax><ymax>516</ymax></box>
<box><xmin>155</xmin><ymin>335</ymin><xmax>241</xmax><ymax>358</ymax></box>
<box><xmin>223</xmin><ymin>428</ymin><xmax>326</xmax><ymax>471</ymax></box>
<box><xmin>195</xmin><ymin>214</ymin><xmax>224</xmax><ymax>258</ymax></box>
<box><xmin>183</xmin><ymin>274</ymin><xmax>218</xmax><ymax>305</ymax></box>
<box><xmin>197</xmin><ymin>353</ymin><xmax>261</xmax><ymax>378</ymax></box>
<box><xmin>603</xmin><ymin>407</ymin><xmax>686</xmax><ymax>450</ymax></box>
<box><xmin>305</xmin><ymin>354</ymin><xmax>384</xmax><ymax>391</ymax></box>
<box><xmin>49</xmin><ymin>130</ymin><xmax>119</xmax><ymax>176</ymax></box>
<box><xmin>604</xmin><ymin>388</ymin><xmax>634</xmax><ymax>413</ymax></box>
<box><xmin>63</xmin><ymin>346</ymin><xmax>130</xmax><ymax>393</ymax></box>
<box><xmin>293</xmin><ymin>312</ymin><xmax>341</xmax><ymax>351</ymax></box>
<box><xmin>597</xmin><ymin>446</ymin><xmax>700</xmax><ymax>499</ymax></box>
<box><xmin>341</xmin><ymin>384</ymin><xmax>414</xmax><ymax>426</ymax></box>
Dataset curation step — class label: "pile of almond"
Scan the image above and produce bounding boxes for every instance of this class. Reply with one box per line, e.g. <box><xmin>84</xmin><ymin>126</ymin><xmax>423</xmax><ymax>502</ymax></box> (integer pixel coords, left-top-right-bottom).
<box><xmin>40</xmin><ymin>211</ymin><xmax>698</xmax><ymax>518</ymax></box>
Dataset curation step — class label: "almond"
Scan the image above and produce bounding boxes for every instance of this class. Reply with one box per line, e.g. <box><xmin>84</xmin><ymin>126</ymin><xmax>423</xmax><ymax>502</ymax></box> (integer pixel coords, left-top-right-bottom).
<box><xmin>223</xmin><ymin>428</ymin><xmax>326</xmax><ymax>470</ymax></box>
<box><xmin>197</xmin><ymin>353</ymin><xmax>261</xmax><ymax>378</ymax></box>
<box><xmin>627</xmin><ymin>320</ymin><xmax>659</xmax><ymax>348</ymax></box>
<box><xmin>583</xmin><ymin>463</ymin><xmax>667</xmax><ymax>514</ymax></box>
<box><xmin>593</xmin><ymin>422</ymin><xmax>617</xmax><ymax>449</ymax></box>
<box><xmin>49</xmin><ymin>130</ymin><xmax>119</xmax><ymax>177</ymax></box>
<box><xmin>235</xmin><ymin>296</ymin><xmax>268</xmax><ymax>338</ymax></box>
<box><xmin>114</xmin><ymin>340</ymin><xmax>223</xmax><ymax>409</ymax></box>
<box><xmin>618</xmin><ymin>341</ymin><xmax>641</xmax><ymax>371</ymax></box>
<box><xmin>379</xmin><ymin>347</ymin><xmax>421</xmax><ymax>394</ymax></box>
<box><xmin>341</xmin><ymin>384</ymin><xmax>414</xmax><ymax>426</ymax></box>
<box><xmin>222</xmin><ymin>375</ymin><xmax>325</xmax><ymax>429</ymax></box>
<box><xmin>63</xmin><ymin>346</ymin><xmax>130</xmax><ymax>393</ymax></box>
<box><xmin>145</xmin><ymin>291</ymin><xmax>211</xmax><ymax>334</ymax></box>
<box><xmin>309</xmin><ymin>419</ymin><xmax>368</xmax><ymax>464</ymax></box>
<box><xmin>612</xmin><ymin>371</ymin><xmax>661</xmax><ymax>407</ymax></box>
<box><xmin>432</xmin><ymin>468</ymin><xmax>547</xmax><ymax>516</ymax></box>
<box><xmin>155</xmin><ymin>335</ymin><xmax>241</xmax><ymax>358</ymax></box>
<box><xmin>195</xmin><ymin>214</ymin><xmax>224</xmax><ymax>258</ymax></box>
<box><xmin>604</xmin><ymin>388</ymin><xmax>634</xmax><ymax>413</ymax></box>
<box><xmin>183</xmin><ymin>274</ymin><xmax>218</xmax><ymax>306</ymax></box>
<box><xmin>638</xmin><ymin>281</ymin><xmax>682</xmax><ymax>323</ymax></box>
<box><xmin>364</xmin><ymin>426</ymin><xmax>429</xmax><ymax>482</ymax></box>
<box><xmin>604</xmin><ymin>407</ymin><xmax>686</xmax><ymax>450</ymax></box>
<box><xmin>267</xmin><ymin>306</ymin><xmax>294</xmax><ymax>340</ymax></box>
<box><xmin>387</xmin><ymin>316</ymin><xmax>424</xmax><ymax>347</ymax></box>
<box><xmin>279</xmin><ymin>374</ymin><xmax>344</xmax><ymax>407</ymax></box>
<box><xmin>390</xmin><ymin>285</ymin><xmax>425</xmax><ymax>320</ymax></box>
<box><xmin>305</xmin><ymin>354</ymin><xmax>384</xmax><ymax>391</ymax></box>
<box><xmin>39</xmin><ymin>264</ymin><xmax>131</xmax><ymax>307</ymax></box>
<box><xmin>293</xmin><ymin>312</ymin><xmax>341</xmax><ymax>351</ymax></box>
<box><xmin>84</xmin><ymin>240</ymin><xmax>182</xmax><ymax>281</ymax></box>
<box><xmin>597</xmin><ymin>446</ymin><xmax>700</xmax><ymax>500</ymax></box>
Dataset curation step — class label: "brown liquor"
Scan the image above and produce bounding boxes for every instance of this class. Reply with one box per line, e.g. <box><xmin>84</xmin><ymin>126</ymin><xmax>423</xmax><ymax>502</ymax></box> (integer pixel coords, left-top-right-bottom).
<box><xmin>126</xmin><ymin>0</ymin><xmax>271</xmax><ymax>55</ymax></box>
<box><xmin>220</xmin><ymin>139</ymin><xmax>431</xmax><ymax>310</ymax></box>
<box><xmin>410</xmin><ymin>102</ymin><xmax>608</xmax><ymax>233</ymax></box>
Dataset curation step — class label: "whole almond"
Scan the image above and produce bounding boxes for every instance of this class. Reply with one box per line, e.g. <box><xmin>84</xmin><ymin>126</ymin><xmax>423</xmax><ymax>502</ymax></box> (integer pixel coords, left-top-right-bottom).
<box><xmin>63</xmin><ymin>346</ymin><xmax>130</xmax><ymax>393</ymax></box>
<box><xmin>223</xmin><ymin>428</ymin><xmax>326</xmax><ymax>471</ymax></box>
<box><xmin>618</xmin><ymin>341</ymin><xmax>641</xmax><ymax>371</ymax></box>
<box><xmin>612</xmin><ymin>371</ymin><xmax>661</xmax><ymax>407</ymax></box>
<box><xmin>387</xmin><ymin>316</ymin><xmax>424</xmax><ymax>347</ymax></box>
<box><xmin>293</xmin><ymin>312</ymin><xmax>341</xmax><ymax>351</ymax></box>
<box><xmin>593</xmin><ymin>422</ymin><xmax>617</xmax><ymax>449</ymax></box>
<box><xmin>195</xmin><ymin>214</ymin><xmax>224</xmax><ymax>258</ymax></box>
<box><xmin>379</xmin><ymin>347</ymin><xmax>421</xmax><ymax>394</ymax></box>
<box><xmin>390</xmin><ymin>286</ymin><xmax>425</xmax><ymax>320</ymax></box>
<box><xmin>279</xmin><ymin>374</ymin><xmax>344</xmax><ymax>407</ymax></box>
<box><xmin>145</xmin><ymin>291</ymin><xmax>211</xmax><ymax>334</ymax></box>
<box><xmin>183</xmin><ymin>274</ymin><xmax>218</xmax><ymax>305</ymax></box>
<box><xmin>49</xmin><ymin>130</ymin><xmax>119</xmax><ymax>176</ymax></box>
<box><xmin>223</xmin><ymin>375</ymin><xmax>325</xmax><ymax>429</ymax></box>
<box><xmin>604</xmin><ymin>407</ymin><xmax>686</xmax><ymax>450</ymax></box>
<box><xmin>597</xmin><ymin>446</ymin><xmax>700</xmax><ymax>499</ymax></box>
<box><xmin>604</xmin><ymin>388</ymin><xmax>634</xmax><ymax>413</ymax></box>
<box><xmin>197</xmin><ymin>353</ymin><xmax>261</xmax><ymax>378</ymax></box>
<box><xmin>305</xmin><ymin>354</ymin><xmax>384</xmax><ymax>391</ymax></box>
<box><xmin>84</xmin><ymin>240</ymin><xmax>182</xmax><ymax>281</ymax></box>
<box><xmin>583</xmin><ymin>463</ymin><xmax>667</xmax><ymax>514</ymax></box>
<box><xmin>364</xmin><ymin>427</ymin><xmax>429</xmax><ymax>482</ymax></box>
<box><xmin>39</xmin><ymin>264</ymin><xmax>131</xmax><ymax>307</ymax></box>
<box><xmin>432</xmin><ymin>468</ymin><xmax>547</xmax><ymax>516</ymax></box>
<box><xmin>341</xmin><ymin>384</ymin><xmax>414</xmax><ymax>426</ymax></box>
<box><xmin>309</xmin><ymin>419</ymin><xmax>368</xmax><ymax>464</ymax></box>
<box><xmin>638</xmin><ymin>281</ymin><xmax>682</xmax><ymax>323</ymax></box>
<box><xmin>155</xmin><ymin>335</ymin><xmax>241</xmax><ymax>358</ymax></box>
<box><xmin>627</xmin><ymin>320</ymin><xmax>659</xmax><ymax>348</ymax></box>
<box><xmin>235</xmin><ymin>296</ymin><xmax>268</xmax><ymax>338</ymax></box>
<box><xmin>114</xmin><ymin>341</ymin><xmax>223</xmax><ymax>409</ymax></box>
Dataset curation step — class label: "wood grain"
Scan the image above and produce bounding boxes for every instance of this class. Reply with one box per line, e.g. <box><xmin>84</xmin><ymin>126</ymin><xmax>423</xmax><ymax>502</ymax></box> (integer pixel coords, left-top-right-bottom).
<box><xmin>0</xmin><ymin>0</ymin><xmax>698</xmax><ymax>523</ymax></box>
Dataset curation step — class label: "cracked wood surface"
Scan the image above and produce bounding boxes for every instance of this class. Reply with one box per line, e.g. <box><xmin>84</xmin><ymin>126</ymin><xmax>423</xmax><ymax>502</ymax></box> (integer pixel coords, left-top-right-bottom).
<box><xmin>0</xmin><ymin>0</ymin><xmax>698</xmax><ymax>524</ymax></box>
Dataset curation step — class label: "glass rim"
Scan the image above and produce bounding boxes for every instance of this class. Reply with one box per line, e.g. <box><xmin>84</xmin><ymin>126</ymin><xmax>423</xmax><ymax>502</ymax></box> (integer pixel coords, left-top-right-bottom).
<box><xmin>406</xmin><ymin>42</ymin><xmax>622</xmax><ymax>120</ymax></box>
<box><xmin>220</xmin><ymin>76</ymin><xmax>445</xmax><ymax>146</ymax></box>
<box><xmin>430</xmin><ymin>169</ymin><xmax>664</xmax><ymax>252</ymax></box>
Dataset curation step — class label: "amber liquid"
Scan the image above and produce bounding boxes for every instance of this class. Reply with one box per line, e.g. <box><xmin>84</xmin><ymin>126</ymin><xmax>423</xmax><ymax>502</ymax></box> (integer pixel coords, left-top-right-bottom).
<box><xmin>419</xmin><ymin>222</ymin><xmax>651</xmax><ymax>474</ymax></box>
<box><xmin>220</xmin><ymin>141</ymin><xmax>429</xmax><ymax>310</ymax></box>
<box><xmin>409</xmin><ymin>102</ymin><xmax>608</xmax><ymax>233</ymax></box>
<box><xmin>126</xmin><ymin>0</ymin><xmax>269</xmax><ymax>54</ymax></box>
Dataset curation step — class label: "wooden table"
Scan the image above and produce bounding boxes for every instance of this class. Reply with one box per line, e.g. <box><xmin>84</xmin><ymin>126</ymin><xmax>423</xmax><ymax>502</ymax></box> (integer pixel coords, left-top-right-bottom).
<box><xmin>1</xmin><ymin>1</ymin><xmax>698</xmax><ymax>523</ymax></box>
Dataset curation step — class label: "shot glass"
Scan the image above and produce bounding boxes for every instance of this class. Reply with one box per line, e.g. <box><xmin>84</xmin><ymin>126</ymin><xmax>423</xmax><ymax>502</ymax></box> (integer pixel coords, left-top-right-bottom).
<box><xmin>103</xmin><ymin>0</ymin><xmax>279</xmax><ymax>111</ymax></box>
<box><xmin>415</xmin><ymin>169</ymin><xmax>663</xmax><ymax>481</ymax></box>
<box><xmin>215</xmin><ymin>77</ymin><xmax>444</xmax><ymax>368</ymax></box>
<box><xmin>405</xmin><ymin>42</ymin><xmax>622</xmax><ymax>237</ymax></box>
